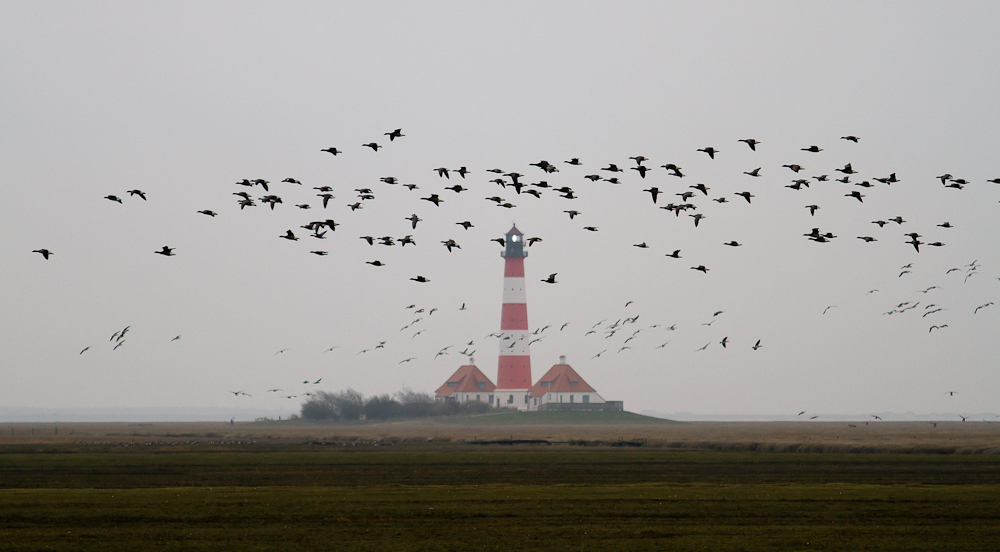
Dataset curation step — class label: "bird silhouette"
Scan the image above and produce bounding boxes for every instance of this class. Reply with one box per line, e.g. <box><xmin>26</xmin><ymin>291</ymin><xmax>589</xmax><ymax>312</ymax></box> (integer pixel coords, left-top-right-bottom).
<box><xmin>321</xmin><ymin>147</ymin><xmax>341</xmax><ymax>155</ymax></box>
<box><xmin>32</xmin><ymin>249</ymin><xmax>52</xmax><ymax>259</ymax></box>
<box><xmin>154</xmin><ymin>246</ymin><xmax>175</xmax><ymax>256</ymax></box>
<box><xmin>410</xmin><ymin>275</ymin><xmax>429</xmax><ymax>283</ymax></box>
<box><xmin>127</xmin><ymin>189</ymin><xmax>147</xmax><ymax>200</ymax></box>
<box><xmin>738</xmin><ymin>138</ymin><xmax>759</xmax><ymax>151</ymax></box>
<box><xmin>697</xmin><ymin>147</ymin><xmax>717</xmax><ymax>159</ymax></box>
<box><xmin>362</xmin><ymin>142</ymin><xmax>381</xmax><ymax>151</ymax></box>
<box><xmin>279</xmin><ymin>230</ymin><xmax>298</xmax><ymax>241</ymax></box>
<box><xmin>541</xmin><ymin>273</ymin><xmax>557</xmax><ymax>284</ymax></box>
<box><xmin>385</xmin><ymin>128</ymin><xmax>404</xmax><ymax>141</ymax></box>
<box><xmin>104</xmin><ymin>195</ymin><xmax>123</xmax><ymax>204</ymax></box>
<box><xmin>691</xmin><ymin>265</ymin><xmax>709</xmax><ymax>273</ymax></box>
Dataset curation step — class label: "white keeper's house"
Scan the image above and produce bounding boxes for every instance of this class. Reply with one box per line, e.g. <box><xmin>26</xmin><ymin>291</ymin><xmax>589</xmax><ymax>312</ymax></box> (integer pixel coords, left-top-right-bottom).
<box><xmin>435</xmin><ymin>355</ymin><xmax>623</xmax><ymax>411</ymax></box>
<box><xmin>434</xmin><ymin>359</ymin><xmax>496</xmax><ymax>404</ymax></box>
<box><xmin>527</xmin><ymin>356</ymin><xmax>614</xmax><ymax>411</ymax></box>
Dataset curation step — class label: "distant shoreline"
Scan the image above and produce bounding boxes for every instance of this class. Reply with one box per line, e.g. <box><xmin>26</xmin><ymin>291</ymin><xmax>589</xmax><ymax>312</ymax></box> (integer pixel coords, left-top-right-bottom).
<box><xmin>1</xmin><ymin>406</ymin><xmax>996</xmax><ymax>423</ymax></box>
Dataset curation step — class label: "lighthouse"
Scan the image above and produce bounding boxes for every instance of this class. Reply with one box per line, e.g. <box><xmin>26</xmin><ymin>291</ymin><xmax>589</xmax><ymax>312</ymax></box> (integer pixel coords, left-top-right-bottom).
<box><xmin>495</xmin><ymin>224</ymin><xmax>532</xmax><ymax>410</ymax></box>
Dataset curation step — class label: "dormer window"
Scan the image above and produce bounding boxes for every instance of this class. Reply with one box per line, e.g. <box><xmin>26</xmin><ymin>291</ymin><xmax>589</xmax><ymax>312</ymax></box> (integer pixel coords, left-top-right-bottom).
<box><xmin>477</xmin><ymin>382</ymin><xmax>486</xmax><ymax>389</ymax></box>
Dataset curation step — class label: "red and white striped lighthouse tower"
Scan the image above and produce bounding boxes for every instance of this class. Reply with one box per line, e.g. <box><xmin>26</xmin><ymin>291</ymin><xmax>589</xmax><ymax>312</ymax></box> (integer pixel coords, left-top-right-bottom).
<box><xmin>495</xmin><ymin>224</ymin><xmax>532</xmax><ymax>410</ymax></box>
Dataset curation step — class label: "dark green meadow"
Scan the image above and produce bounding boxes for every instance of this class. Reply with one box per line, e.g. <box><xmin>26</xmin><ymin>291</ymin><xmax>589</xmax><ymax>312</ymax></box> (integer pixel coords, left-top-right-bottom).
<box><xmin>2</xmin><ymin>447</ymin><xmax>1000</xmax><ymax>550</ymax></box>
<box><xmin>2</xmin><ymin>483</ymin><xmax>1000</xmax><ymax>551</ymax></box>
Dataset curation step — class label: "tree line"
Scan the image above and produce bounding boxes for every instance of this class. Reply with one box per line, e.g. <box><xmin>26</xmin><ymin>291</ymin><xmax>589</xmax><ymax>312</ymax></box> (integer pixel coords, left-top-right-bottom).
<box><xmin>300</xmin><ymin>388</ymin><xmax>496</xmax><ymax>421</ymax></box>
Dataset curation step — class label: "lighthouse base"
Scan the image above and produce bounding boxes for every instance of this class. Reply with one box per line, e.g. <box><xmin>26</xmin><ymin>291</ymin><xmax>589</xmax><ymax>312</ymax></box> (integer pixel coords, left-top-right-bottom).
<box><xmin>493</xmin><ymin>388</ymin><xmax>531</xmax><ymax>411</ymax></box>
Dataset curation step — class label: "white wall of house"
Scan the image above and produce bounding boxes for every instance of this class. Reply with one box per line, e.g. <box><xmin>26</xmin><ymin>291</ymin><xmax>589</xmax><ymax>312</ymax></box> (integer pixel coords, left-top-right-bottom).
<box><xmin>494</xmin><ymin>389</ymin><xmax>530</xmax><ymax>411</ymax></box>
<box><xmin>529</xmin><ymin>391</ymin><xmax>605</xmax><ymax>410</ymax></box>
<box><xmin>437</xmin><ymin>392</ymin><xmax>493</xmax><ymax>404</ymax></box>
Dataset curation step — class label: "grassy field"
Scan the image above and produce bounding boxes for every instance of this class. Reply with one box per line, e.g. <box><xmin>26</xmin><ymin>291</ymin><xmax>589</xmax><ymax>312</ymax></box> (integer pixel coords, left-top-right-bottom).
<box><xmin>2</xmin><ymin>417</ymin><xmax>1000</xmax><ymax>550</ymax></box>
<box><xmin>3</xmin><ymin>482</ymin><xmax>999</xmax><ymax>551</ymax></box>
<box><xmin>6</xmin><ymin>414</ymin><xmax>1000</xmax><ymax>452</ymax></box>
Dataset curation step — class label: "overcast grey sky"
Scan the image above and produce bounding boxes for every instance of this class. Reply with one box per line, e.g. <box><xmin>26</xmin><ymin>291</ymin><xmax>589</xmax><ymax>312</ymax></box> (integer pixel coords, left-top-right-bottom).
<box><xmin>2</xmin><ymin>1</ymin><xmax>998</xmax><ymax>418</ymax></box>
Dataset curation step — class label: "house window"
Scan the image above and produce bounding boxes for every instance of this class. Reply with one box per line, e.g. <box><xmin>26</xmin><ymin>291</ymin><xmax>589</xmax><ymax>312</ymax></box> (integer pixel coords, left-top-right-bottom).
<box><xmin>559</xmin><ymin>395</ymin><xmax>562</xmax><ymax>403</ymax></box>
<box><xmin>489</xmin><ymin>395</ymin><xmax>493</xmax><ymax>404</ymax></box>
<box><xmin>533</xmin><ymin>398</ymin><xmax>537</xmax><ymax>405</ymax></box>
<box><xmin>583</xmin><ymin>395</ymin><xmax>589</xmax><ymax>403</ymax></box>
<box><xmin>478</xmin><ymin>382</ymin><xmax>486</xmax><ymax>389</ymax></box>
<box><xmin>476</xmin><ymin>395</ymin><xmax>480</xmax><ymax>401</ymax></box>
<box><xmin>570</xmin><ymin>395</ymin><xmax>574</xmax><ymax>403</ymax></box>
<box><xmin>508</xmin><ymin>395</ymin><xmax>513</xmax><ymax>404</ymax></box>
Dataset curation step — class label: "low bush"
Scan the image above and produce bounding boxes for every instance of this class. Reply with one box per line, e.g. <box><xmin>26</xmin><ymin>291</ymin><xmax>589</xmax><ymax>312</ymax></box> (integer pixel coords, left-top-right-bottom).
<box><xmin>301</xmin><ymin>388</ymin><xmax>494</xmax><ymax>421</ymax></box>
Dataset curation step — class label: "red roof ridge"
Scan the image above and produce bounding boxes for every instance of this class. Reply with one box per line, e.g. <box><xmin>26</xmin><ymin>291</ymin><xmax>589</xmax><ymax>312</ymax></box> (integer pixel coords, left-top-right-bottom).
<box><xmin>435</xmin><ymin>364</ymin><xmax>497</xmax><ymax>397</ymax></box>
<box><xmin>529</xmin><ymin>363</ymin><xmax>596</xmax><ymax>397</ymax></box>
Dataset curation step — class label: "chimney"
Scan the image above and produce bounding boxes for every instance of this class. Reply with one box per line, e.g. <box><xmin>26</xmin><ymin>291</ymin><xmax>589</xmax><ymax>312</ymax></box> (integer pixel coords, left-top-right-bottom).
<box><xmin>559</xmin><ymin>355</ymin><xmax>566</xmax><ymax>364</ymax></box>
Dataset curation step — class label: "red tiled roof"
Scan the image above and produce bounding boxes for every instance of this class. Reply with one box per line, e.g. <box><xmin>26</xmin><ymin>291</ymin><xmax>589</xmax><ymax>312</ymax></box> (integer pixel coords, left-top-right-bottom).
<box><xmin>435</xmin><ymin>364</ymin><xmax>497</xmax><ymax>397</ymax></box>
<box><xmin>529</xmin><ymin>363</ymin><xmax>597</xmax><ymax>397</ymax></box>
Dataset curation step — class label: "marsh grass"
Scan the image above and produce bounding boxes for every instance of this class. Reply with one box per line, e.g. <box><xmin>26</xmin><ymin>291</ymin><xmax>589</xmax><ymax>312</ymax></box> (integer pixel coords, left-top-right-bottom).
<box><xmin>3</xmin><ymin>421</ymin><xmax>1000</xmax><ymax>550</ymax></box>
<box><xmin>2</xmin><ymin>483</ymin><xmax>999</xmax><ymax>551</ymax></box>
<box><xmin>2</xmin><ymin>450</ymin><xmax>1000</xmax><ymax>489</ymax></box>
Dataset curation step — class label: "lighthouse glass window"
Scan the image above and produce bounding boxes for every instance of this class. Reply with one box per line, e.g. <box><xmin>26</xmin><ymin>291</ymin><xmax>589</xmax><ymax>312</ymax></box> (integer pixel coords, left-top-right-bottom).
<box><xmin>511</xmin><ymin>235</ymin><xmax>519</xmax><ymax>242</ymax></box>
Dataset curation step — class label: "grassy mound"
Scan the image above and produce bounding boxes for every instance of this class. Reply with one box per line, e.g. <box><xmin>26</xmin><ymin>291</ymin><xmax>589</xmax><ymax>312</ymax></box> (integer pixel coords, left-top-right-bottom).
<box><xmin>436</xmin><ymin>410</ymin><xmax>676</xmax><ymax>426</ymax></box>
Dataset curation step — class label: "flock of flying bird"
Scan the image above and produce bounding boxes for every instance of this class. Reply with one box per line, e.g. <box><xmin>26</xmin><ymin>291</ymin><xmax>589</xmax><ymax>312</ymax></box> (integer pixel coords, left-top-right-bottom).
<box><xmin>29</xmin><ymin>127</ymin><xmax>999</xmax><ymax>416</ymax></box>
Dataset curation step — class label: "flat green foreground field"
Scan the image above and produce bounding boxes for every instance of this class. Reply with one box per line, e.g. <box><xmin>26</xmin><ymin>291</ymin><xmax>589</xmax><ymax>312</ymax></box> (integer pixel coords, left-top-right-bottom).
<box><xmin>4</xmin><ymin>417</ymin><xmax>1000</xmax><ymax>551</ymax></box>
<box><xmin>2</xmin><ymin>449</ymin><xmax>1000</xmax><ymax>488</ymax></box>
<box><xmin>3</xmin><ymin>483</ymin><xmax>999</xmax><ymax>551</ymax></box>
<box><xmin>2</xmin><ymin>449</ymin><xmax>1000</xmax><ymax>550</ymax></box>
